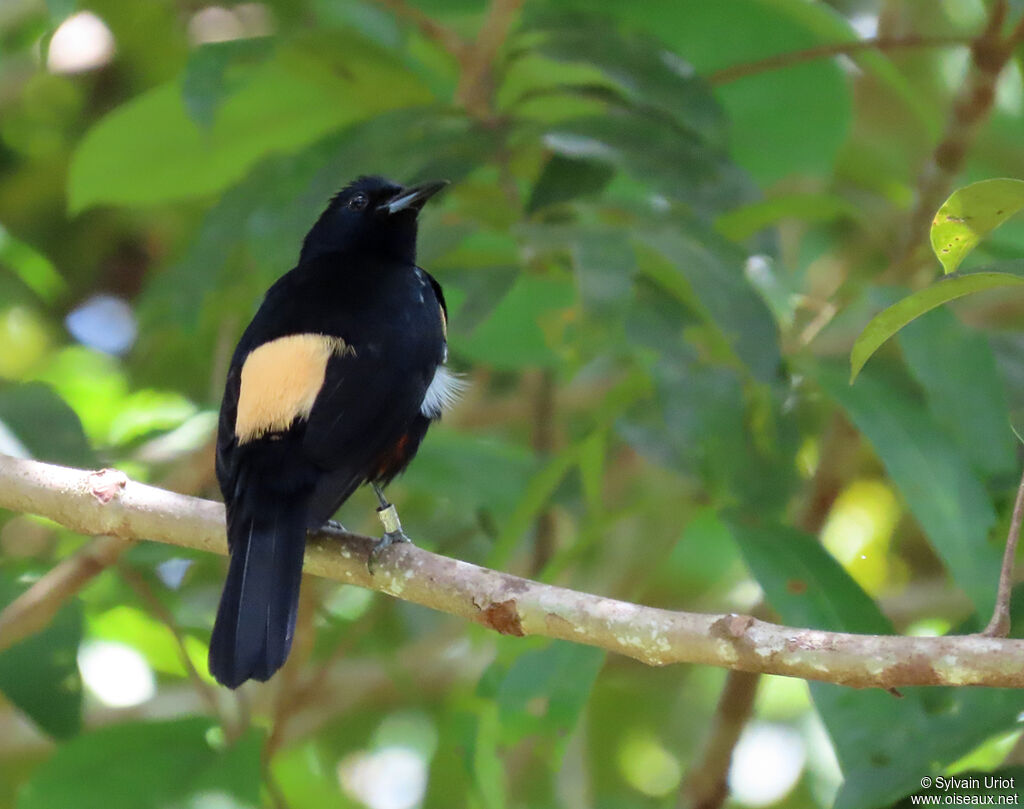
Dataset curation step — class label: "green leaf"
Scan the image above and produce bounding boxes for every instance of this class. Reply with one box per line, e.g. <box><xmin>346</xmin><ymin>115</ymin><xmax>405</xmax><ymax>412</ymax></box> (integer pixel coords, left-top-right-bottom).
<box><xmin>471</xmin><ymin>702</ymin><xmax>506</xmax><ymax>809</ymax></box>
<box><xmin>83</xmin><ymin>1</ymin><xmax>187</xmax><ymax>87</ymax></box>
<box><xmin>730</xmin><ymin>522</ymin><xmax>890</xmax><ymax>635</ymax></box>
<box><xmin>577</xmin><ymin>430</ymin><xmax>606</xmax><ymax>514</ymax></box>
<box><xmin>269</xmin><ymin>742</ymin><xmax>345</xmax><ymax>809</ymax></box>
<box><xmin>729</xmin><ymin>521</ymin><xmax>1024</xmax><ymax>809</ymax></box>
<box><xmin>45</xmin><ymin>0</ymin><xmax>76</xmax><ymax>22</ymax></box>
<box><xmin>652</xmin><ymin>507</ymin><xmax>742</xmax><ymax>598</ymax></box>
<box><xmin>89</xmin><ymin>606</ymin><xmax>194</xmax><ymax>679</ymax></box>
<box><xmin>898</xmin><ymin>307</ymin><xmax>1015</xmax><ymax>479</ymax></box>
<box><xmin>522</xmin><ymin>15</ymin><xmax>726</xmax><ymax>146</ymax></box>
<box><xmin>0</xmin><ymin>382</ymin><xmax>95</xmax><ymax>467</ymax></box>
<box><xmin>487</xmin><ymin>441</ymin><xmax>584</xmax><ymax>569</ymax></box>
<box><xmin>496</xmin><ymin>642</ymin><xmax>605</xmax><ymax>754</ymax></box>
<box><xmin>401</xmin><ymin>430</ymin><xmax>537</xmax><ymax>521</ymax></box>
<box><xmin>32</xmin><ymin>347</ymin><xmax>128</xmax><ymax>446</ymax></box>
<box><xmin>107</xmin><ymin>389</ymin><xmax>197</xmax><ymax>446</ymax></box>
<box><xmin>931</xmin><ymin>179</ymin><xmax>1024</xmax><ymax>273</ymax></box>
<box><xmin>715</xmin><ymin>191</ymin><xmax>862</xmax><ymax>242</ymax></box>
<box><xmin>459</xmin><ymin>274</ymin><xmax>575</xmax><ymax>370</ymax></box>
<box><xmin>822</xmin><ymin>668</ymin><xmax>1024</xmax><ymax>809</ymax></box>
<box><xmin>489</xmin><ymin>373</ymin><xmax>651</xmax><ymax>567</ymax></box>
<box><xmin>181</xmin><ymin>38</ymin><xmax>275</xmax><ymax>129</ymax></box>
<box><xmin>695</xmin><ymin>7</ymin><xmax>851</xmax><ymax>183</ymax></box>
<box><xmin>527</xmin><ymin>155</ymin><xmax>614</xmax><ymax>214</ymax></box>
<box><xmin>69</xmin><ymin>36</ymin><xmax>431</xmax><ymax>211</ymax></box>
<box><xmin>644</xmin><ymin>222</ymin><xmax>780</xmax><ymax>382</ymax></box>
<box><xmin>0</xmin><ymin>572</ymin><xmax>82</xmax><ymax>739</ymax></box>
<box><xmin>543</xmin><ymin>113</ymin><xmax>753</xmax><ymax>215</ymax></box>
<box><xmin>0</xmin><ymin>224</ymin><xmax>66</xmax><ymax>302</ymax></box>
<box><xmin>618</xmin><ymin>355</ymin><xmax>797</xmax><ymax>517</ymax></box>
<box><xmin>571</xmin><ymin>230</ymin><xmax>635</xmax><ymax>313</ymax></box>
<box><xmin>18</xmin><ymin>719</ymin><xmax>262</xmax><ymax>809</ymax></box>
<box><xmin>849</xmin><ymin>272</ymin><xmax>1024</xmax><ymax>382</ymax></box>
<box><xmin>541</xmin><ymin>0</ymin><xmax>852</xmax><ymax>183</ymax></box>
<box><xmin>754</xmin><ymin>0</ymin><xmax>937</xmax><ymax>135</ymax></box>
<box><xmin>815</xmin><ymin>362</ymin><xmax>1000</xmax><ymax>616</ymax></box>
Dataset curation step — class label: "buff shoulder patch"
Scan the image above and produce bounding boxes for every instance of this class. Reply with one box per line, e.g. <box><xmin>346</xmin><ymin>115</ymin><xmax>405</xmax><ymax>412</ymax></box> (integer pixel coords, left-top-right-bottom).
<box><xmin>235</xmin><ymin>334</ymin><xmax>352</xmax><ymax>443</ymax></box>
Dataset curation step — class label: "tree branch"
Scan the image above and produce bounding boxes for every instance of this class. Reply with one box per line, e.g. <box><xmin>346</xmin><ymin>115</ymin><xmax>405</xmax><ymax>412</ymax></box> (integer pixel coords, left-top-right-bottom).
<box><xmin>372</xmin><ymin>0</ymin><xmax>523</xmax><ymax>121</ymax></box>
<box><xmin>530</xmin><ymin>369</ymin><xmax>557</xmax><ymax>575</ymax></box>
<box><xmin>983</xmin><ymin>463</ymin><xmax>1024</xmax><ymax>637</ymax></box>
<box><xmin>370</xmin><ymin>0</ymin><xmax>468</xmax><ymax>61</ymax></box>
<box><xmin>680</xmin><ymin>417</ymin><xmax>861</xmax><ymax>807</ymax></box>
<box><xmin>1</xmin><ymin>454</ymin><xmax>1024</xmax><ymax>688</ymax></box>
<box><xmin>0</xmin><ymin>534</ymin><xmax>129</xmax><ymax>652</ymax></box>
<box><xmin>115</xmin><ymin>561</ymin><xmax>221</xmax><ymax>719</ymax></box>
<box><xmin>708</xmin><ymin>34</ymin><xmax>973</xmax><ymax>85</ymax></box>
<box><xmin>900</xmin><ymin>2</ymin><xmax>1023</xmax><ymax>267</ymax></box>
<box><xmin>455</xmin><ymin>0</ymin><xmax>524</xmax><ymax>119</ymax></box>
<box><xmin>679</xmin><ymin>670</ymin><xmax>760</xmax><ymax>809</ymax></box>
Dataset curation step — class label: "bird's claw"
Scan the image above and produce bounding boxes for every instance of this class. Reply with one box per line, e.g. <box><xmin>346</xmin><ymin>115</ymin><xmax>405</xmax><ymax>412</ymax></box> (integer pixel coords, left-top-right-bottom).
<box><xmin>367</xmin><ymin>529</ymin><xmax>410</xmax><ymax>574</ymax></box>
<box><xmin>324</xmin><ymin>519</ymin><xmax>347</xmax><ymax>533</ymax></box>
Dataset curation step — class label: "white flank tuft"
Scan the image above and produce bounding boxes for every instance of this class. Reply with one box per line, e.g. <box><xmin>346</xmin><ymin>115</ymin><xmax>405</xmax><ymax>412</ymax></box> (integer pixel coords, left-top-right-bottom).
<box><xmin>420</xmin><ymin>366</ymin><xmax>467</xmax><ymax>418</ymax></box>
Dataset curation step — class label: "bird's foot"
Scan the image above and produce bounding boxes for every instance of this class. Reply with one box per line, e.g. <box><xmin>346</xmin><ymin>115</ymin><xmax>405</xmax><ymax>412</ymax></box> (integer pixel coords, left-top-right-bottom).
<box><xmin>324</xmin><ymin>519</ymin><xmax>347</xmax><ymax>533</ymax></box>
<box><xmin>368</xmin><ymin>528</ymin><xmax>411</xmax><ymax>574</ymax></box>
<box><xmin>368</xmin><ymin>502</ymin><xmax>411</xmax><ymax>574</ymax></box>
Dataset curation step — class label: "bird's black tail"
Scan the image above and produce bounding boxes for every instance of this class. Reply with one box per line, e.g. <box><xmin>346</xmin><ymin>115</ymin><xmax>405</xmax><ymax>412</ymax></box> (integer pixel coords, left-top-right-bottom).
<box><xmin>209</xmin><ymin>482</ymin><xmax>308</xmax><ymax>689</ymax></box>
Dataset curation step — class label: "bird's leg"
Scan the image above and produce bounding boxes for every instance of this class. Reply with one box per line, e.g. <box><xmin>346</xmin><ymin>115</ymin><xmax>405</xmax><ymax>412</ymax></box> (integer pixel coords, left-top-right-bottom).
<box><xmin>369</xmin><ymin>483</ymin><xmax>410</xmax><ymax>573</ymax></box>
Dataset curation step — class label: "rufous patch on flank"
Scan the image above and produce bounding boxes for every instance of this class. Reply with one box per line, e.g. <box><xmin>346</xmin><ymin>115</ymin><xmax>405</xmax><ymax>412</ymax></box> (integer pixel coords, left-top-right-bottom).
<box><xmin>235</xmin><ymin>333</ymin><xmax>353</xmax><ymax>443</ymax></box>
<box><xmin>375</xmin><ymin>433</ymin><xmax>410</xmax><ymax>478</ymax></box>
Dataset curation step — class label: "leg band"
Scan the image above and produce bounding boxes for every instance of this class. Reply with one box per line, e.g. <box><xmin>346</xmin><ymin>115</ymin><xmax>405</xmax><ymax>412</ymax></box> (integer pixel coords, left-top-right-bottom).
<box><xmin>377</xmin><ymin>503</ymin><xmax>402</xmax><ymax>535</ymax></box>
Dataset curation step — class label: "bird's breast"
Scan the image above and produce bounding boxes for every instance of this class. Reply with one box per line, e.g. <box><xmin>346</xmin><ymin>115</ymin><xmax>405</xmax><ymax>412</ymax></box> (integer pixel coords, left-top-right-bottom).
<box><xmin>366</xmin><ymin>269</ymin><xmax>445</xmax><ymax>356</ymax></box>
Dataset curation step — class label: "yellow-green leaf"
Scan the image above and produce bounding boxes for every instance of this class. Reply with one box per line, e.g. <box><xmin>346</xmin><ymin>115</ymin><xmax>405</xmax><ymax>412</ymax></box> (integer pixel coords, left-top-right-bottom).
<box><xmin>850</xmin><ymin>272</ymin><xmax>1024</xmax><ymax>381</ymax></box>
<box><xmin>931</xmin><ymin>178</ymin><xmax>1024</xmax><ymax>273</ymax></box>
<box><xmin>68</xmin><ymin>37</ymin><xmax>430</xmax><ymax>212</ymax></box>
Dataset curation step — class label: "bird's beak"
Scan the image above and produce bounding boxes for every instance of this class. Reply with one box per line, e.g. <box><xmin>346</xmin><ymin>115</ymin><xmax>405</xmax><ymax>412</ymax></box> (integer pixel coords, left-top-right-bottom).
<box><xmin>379</xmin><ymin>180</ymin><xmax>449</xmax><ymax>215</ymax></box>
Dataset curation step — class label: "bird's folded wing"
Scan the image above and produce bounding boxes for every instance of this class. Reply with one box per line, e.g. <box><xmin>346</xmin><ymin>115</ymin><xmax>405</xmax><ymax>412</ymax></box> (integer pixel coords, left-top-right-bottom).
<box><xmin>301</xmin><ymin>344</ymin><xmax>431</xmax><ymax>524</ymax></box>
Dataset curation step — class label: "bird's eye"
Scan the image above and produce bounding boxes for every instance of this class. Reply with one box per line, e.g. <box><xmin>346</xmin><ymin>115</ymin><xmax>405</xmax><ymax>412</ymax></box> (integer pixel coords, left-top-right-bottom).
<box><xmin>348</xmin><ymin>193</ymin><xmax>369</xmax><ymax>211</ymax></box>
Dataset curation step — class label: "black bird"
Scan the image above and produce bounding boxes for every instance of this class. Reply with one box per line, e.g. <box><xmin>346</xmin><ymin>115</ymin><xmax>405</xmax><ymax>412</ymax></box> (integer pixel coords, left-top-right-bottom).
<box><xmin>209</xmin><ymin>176</ymin><xmax>459</xmax><ymax>689</ymax></box>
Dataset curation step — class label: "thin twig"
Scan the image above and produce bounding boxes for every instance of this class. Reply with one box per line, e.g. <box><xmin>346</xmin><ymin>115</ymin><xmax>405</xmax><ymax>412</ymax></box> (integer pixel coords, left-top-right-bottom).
<box><xmin>679</xmin><ymin>670</ymin><xmax>760</xmax><ymax>809</ymax></box>
<box><xmin>1013</xmin><ymin>11</ymin><xmax>1024</xmax><ymax>46</ymax></box>
<box><xmin>263</xmin><ymin>768</ymin><xmax>292</xmax><ymax>809</ymax></box>
<box><xmin>1</xmin><ymin>455</ymin><xmax>1024</xmax><ymax>688</ymax></box>
<box><xmin>983</xmin><ymin>465</ymin><xmax>1024</xmax><ymax>637</ymax></box>
<box><xmin>264</xmin><ymin>625</ymin><xmax>490</xmax><ymax>751</ymax></box>
<box><xmin>264</xmin><ymin>616</ymin><xmax>375</xmax><ymax>761</ymax></box>
<box><xmin>899</xmin><ymin>2</ymin><xmax>1017</xmax><ymax>270</ymax></box>
<box><xmin>455</xmin><ymin>0</ymin><xmax>524</xmax><ymax>119</ymax></box>
<box><xmin>708</xmin><ymin>34</ymin><xmax>973</xmax><ymax>85</ymax></box>
<box><xmin>796</xmin><ymin>414</ymin><xmax>861</xmax><ymax>535</ymax></box>
<box><xmin>370</xmin><ymin>0</ymin><xmax>467</xmax><ymax>60</ymax></box>
<box><xmin>115</xmin><ymin>561</ymin><xmax>223</xmax><ymax>719</ymax></box>
<box><xmin>680</xmin><ymin>414</ymin><xmax>862</xmax><ymax>805</ymax></box>
<box><xmin>531</xmin><ymin>369</ymin><xmax>557</xmax><ymax>575</ymax></box>
<box><xmin>0</xmin><ymin>534</ymin><xmax>129</xmax><ymax>652</ymax></box>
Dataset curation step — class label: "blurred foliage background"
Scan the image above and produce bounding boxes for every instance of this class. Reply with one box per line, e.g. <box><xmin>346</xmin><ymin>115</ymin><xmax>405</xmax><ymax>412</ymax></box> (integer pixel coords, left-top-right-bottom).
<box><xmin>2</xmin><ymin>0</ymin><xmax>1024</xmax><ymax>807</ymax></box>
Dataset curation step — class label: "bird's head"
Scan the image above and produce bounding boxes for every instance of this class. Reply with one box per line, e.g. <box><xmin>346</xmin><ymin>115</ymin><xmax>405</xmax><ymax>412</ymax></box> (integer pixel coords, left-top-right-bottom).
<box><xmin>300</xmin><ymin>175</ymin><xmax>448</xmax><ymax>264</ymax></box>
